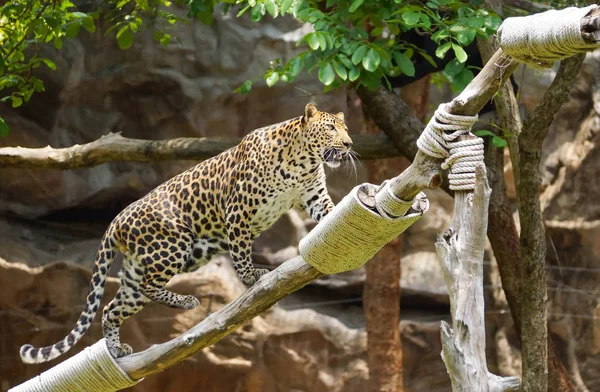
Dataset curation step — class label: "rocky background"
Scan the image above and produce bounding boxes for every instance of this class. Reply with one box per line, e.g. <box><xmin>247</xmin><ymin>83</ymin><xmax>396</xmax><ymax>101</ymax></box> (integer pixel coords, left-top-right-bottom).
<box><xmin>1</xmin><ymin>5</ymin><xmax>600</xmax><ymax>392</ymax></box>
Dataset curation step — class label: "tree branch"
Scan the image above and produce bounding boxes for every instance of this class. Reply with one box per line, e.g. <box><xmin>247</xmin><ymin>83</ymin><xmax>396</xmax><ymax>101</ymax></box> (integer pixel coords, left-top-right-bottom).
<box><xmin>518</xmin><ymin>54</ymin><xmax>585</xmax><ymax>392</ymax></box>
<box><xmin>0</xmin><ymin>133</ymin><xmax>401</xmax><ymax>169</ymax></box>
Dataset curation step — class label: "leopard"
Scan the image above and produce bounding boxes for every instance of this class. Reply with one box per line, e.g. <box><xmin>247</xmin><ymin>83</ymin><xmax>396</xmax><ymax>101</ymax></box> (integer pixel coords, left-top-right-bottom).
<box><xmin>20</xmin><ymin>103</ymin><xmax>353</xmax><ymax>363</ymax></box>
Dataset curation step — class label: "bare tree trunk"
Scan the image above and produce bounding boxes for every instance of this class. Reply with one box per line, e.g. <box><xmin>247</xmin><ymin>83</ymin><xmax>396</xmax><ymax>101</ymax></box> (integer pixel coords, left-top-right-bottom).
<box><xmin>517</xmin><ymin>54</ymin><xmax>585</xmax><ymax>392</ymax></box>
<box><xmin>362</xmin><ymin>120</ymin><xmax>407</xmax><ymax>392</ymax></box>
<box><xmin>362</xmin><ymin>78</ymin><xmax>430</xmax><ymax>392</ymax></box>
<box><xmin>482</xmin><ymin>37</ymin><xmax>577</xmax><ymax>392</ymax></box>
<box><xmin>364</xmin><ymin>242</ymin><xmax>404</xmax><ymax>392</ymax></box>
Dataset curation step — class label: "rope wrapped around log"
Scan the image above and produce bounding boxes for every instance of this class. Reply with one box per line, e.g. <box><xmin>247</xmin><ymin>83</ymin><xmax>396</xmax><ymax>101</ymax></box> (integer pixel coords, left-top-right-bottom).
<box><xmin>299</xmin><ymin>181</ymin><xmax>428</xmax><ymax>274</ymax></box>
<box><xmin>498</xmin><ymin>5</ymin><xmax>600</xmax><ymax>67</ymax></box>
<box><xmin>10</xmin><ymin>339</ymin><xmax>139</xmax><ymax>392</ymax></box>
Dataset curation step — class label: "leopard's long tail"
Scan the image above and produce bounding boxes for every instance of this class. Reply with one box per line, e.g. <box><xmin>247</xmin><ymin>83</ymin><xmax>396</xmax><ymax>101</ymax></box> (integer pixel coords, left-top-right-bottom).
<box><xmin>20</xmin><ymin>230</ymin><xmax>118</xmax><ymax>364</ymax></box>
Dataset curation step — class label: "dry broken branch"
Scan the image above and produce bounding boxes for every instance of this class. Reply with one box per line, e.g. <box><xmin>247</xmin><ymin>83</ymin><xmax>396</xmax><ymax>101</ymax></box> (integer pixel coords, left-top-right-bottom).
<box><xmin>437</xmin><ymin>166</ymin><xmax>520</xmax><ymax>391</ymax></box>
<box><xmin>0</xmin><ymin>133</ymin><xmax>401</xmax><ymax>169</ymax></box>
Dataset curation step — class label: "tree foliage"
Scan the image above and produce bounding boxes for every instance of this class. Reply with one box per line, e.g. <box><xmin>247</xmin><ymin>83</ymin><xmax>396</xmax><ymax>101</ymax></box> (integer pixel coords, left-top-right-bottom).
<box><xmin>0</xmin><ymin>0</ymin><xmax>178</xmax><ymax>133</ymax></box>
<box><xmin>1</xmin><ymin>0</ymin><xmax>502</xmax><ymax>134</ymax></box>
<box><xmin>214</xmin><ymin>0</ymin><xmax>502</xmax><ymax>93</ymax></box>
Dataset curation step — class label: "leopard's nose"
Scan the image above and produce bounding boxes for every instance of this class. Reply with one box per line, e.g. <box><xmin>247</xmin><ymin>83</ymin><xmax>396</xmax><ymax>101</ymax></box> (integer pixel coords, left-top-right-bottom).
<box><xmin>343</xmin><ymin>141</ymin><xmax>353</xmax><ymax>148</ymax></box>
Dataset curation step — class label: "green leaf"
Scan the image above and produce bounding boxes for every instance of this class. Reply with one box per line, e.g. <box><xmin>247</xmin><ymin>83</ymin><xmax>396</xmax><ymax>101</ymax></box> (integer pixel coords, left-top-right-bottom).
<box><xmin>452</xmin><ymin>44</ymin><xmax>468</xmax><ymax>63</ymax></box>
<box><xmin>280</xmin><ymin>0</ymin><xmax>293</xmax><ymax>14</ymax></box>
<box><xmin>53</xmin><ymin>37</ymin><xmax>63</xmax><ymax>49</ymax></box>
<box><xmin>0</xmin><ymin>118</ymin><xmax>8</xmax><ymax>137</ymax></box>
<box><xmin>492</xmin><ymin>136</ymin><xmax>508</xmax><ymax>148</ymax></box>
<box><xmin>318</xmin><ymin>63</ymin><xmax>335</xmax><ymax>85</ymax></box>
<box><xmin>351</xmin><ymin>45</ymin><xmax>368</xmax><ymax>65</ymax></box>
<box><xmin>266</xmin><ymin>71</ymin><xmax>279</xmax><ymax>87</ymax></box>
<box><xmin>402</xmin><ymin>11</ymin><xmax>420</xmax><ymax>26</ymax></box>
<box><xmin>264</xmin><ymin>0</ymin><xmax>278</xmax><ymax>18</ymax></box>
<box><xmin>370</xmin><ymin>27</ymin><xmax>384</xmax><ymax>37</ymax></box>
<box><xmin>435</xmin><ymin>42</ymin><xmax>452</xmax><ymax>59</ymax></box>
<box><xmin>474</xmin><ymin>130</ymin><xmax>496</xmax><ymax>138</ymax></box>
<box><xmin>349</xmin><ymin>0</ymin><xmax>364</xmax><ymax>13</ymax></box>
<box><xmin>65</xmin><ymin>22</ymin><xmax>80</xmax><ymax>38</ymax></box>
<box><xmin>484</xmin><ymin>15</ymin><xmax>501</xmax><ymax>31</ymax></box>
<box><xmin>456</xmin><ymin>28</ymin><xmax>476</xmax><ymax>45</ymax></box>
<box><xmin>41</xmin><ymin>59</ymin><xmax>56</xmax><ymax>70</ymax></box>
<box><xmin>288</xmin><ymin>57</ymin><xmax>303</xmax><ymax>77</ymax></box>
<box><xmin>332</xmin><ymin>60</ymin><xmax>347</xmax><ymax>80</ymax></box>
<box><xmin>307</xmin><ymin>33</ymin><xmax>320</xmax><ymax>50</ymax></box>
<box><xmin>314</xmin><ymin>20</ymin><xmax>327</xmax><ymax>30</ymax></box>
<box><xmin>251</xmin><ymin>3</ymin><xmax>266</xmax><ymax>22</ymax></box>
<box><xmin>393</xmin><ymin>52</ymin><xmax>415</xmax><ymax>76</ymax></box>
<box><xmin>474</xmin><ymin>130</ymin><xmax>507</xmax><ymax>148</ymax></box>
<box><xmin>452</xmin><ymin>68</ymin><xmax>474</xmax><ymax>91</ymax></box>
<box><xmin>360</xmin><ymin>68</ymin><xmax>382</xmax><ymax>90</ymax></box>
<box><xmin>117</xmin><ymin>28</ymin><xmax>134</xmax><ymax>50</ymax></box>
<box><xmin>317</xmin><ymin>33</ymin><xmax>327</xmax><ymax>50</ymax></box>
<box><xmin>11</xmin><ymin>96</ymin><xmax>23</xmax><ymax>108</ymax></box>
<box><xmin>444</xmin><ymin>59</ymin><xmax>464</xmax><ymax>76</ymax></box>
<box><xmin>362</xmin><ymin>48</ymin><xmax>380</xmax><ymax>72</ymax></box>
<box><xmin>338</xmin><ymin>55</ymin><xmax>353</xmax><ymax>69</ymax></box>
<box><xmin>160</xmin><ymin>34</ymin><xmax>171</xmax><ymax>46</ymax></box>
<box><xmin>81</xmin><ymin>16</ymin><xmax>96</xmax><ymax>33</ymax></box>
<box><xmin>234</xmin><ymin>80</ymin><xmax>253</xmax><ymax>94</ymax></box>
<box><xmin>420</xmin><ymin>14</ymin><xmax>431</xmax><ymax>29</ymax></box>
<box><xmin>197</xmin><ymin>10</ymin><xmax>213</xmax><ymax>25</ymax></box>
<box><xmin>237</xmin><ymin>5</ymin><xmax>251</xmax><ymax>17</ymax></box>
<box><xmin>419</xmin><ymin>51</ymin><xmax>438</xmax><ymax>67</ymax></box>
<box><xmin>349</xmin><ymin>66</ymin><xmax>360</xmax><ymax>81</ymax></box>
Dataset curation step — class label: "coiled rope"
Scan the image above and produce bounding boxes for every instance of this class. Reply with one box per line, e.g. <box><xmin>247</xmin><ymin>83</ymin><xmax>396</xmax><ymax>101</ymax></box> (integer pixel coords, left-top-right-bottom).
<box><xmin>417</xmin><ymin>104</ymin><xmax>482</xmax><ymax>191</ymax></box>
<box><xmin>498</xmin><ymin>5</ymin><xmax>600</xmax><ymax>68</ymax></box>
<box><xmin>9</xmin><ymin>339</ymin><xmax>139</xmax><ymax>392</ymax></box>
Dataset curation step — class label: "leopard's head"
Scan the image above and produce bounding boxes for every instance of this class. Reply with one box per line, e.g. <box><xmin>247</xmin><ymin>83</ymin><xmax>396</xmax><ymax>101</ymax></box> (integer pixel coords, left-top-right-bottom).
<box><xmin>302</xmin><ymin>103</ymin><xmax>353</xmax><ymax>168</ymax></box>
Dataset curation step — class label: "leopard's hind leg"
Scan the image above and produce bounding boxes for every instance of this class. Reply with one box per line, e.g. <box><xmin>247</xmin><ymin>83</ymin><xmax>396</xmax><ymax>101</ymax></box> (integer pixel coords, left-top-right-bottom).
<box><xmin>102</xmin><ymin>255</ymin><xmax>149</xmax><ymax>358</ymax></box>
<box><xmin>138</xmin><ymin>230</ymin><xmax>200</xmax><ymax>310</ymax></box>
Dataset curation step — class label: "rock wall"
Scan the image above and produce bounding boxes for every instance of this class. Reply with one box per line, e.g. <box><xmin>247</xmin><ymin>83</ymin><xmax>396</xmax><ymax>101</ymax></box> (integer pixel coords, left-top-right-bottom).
<box><xmin>2</xmin><ymin>1</ymin><xmax>600</xmax><ymax>389</ymax></box>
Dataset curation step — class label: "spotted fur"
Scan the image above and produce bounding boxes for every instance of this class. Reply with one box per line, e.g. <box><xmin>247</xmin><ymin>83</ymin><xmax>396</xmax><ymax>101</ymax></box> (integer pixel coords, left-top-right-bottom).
<box><xmin>20</xmin><ymin>103</ymin><xmax>352</xmax><ymax>363</ymax></box>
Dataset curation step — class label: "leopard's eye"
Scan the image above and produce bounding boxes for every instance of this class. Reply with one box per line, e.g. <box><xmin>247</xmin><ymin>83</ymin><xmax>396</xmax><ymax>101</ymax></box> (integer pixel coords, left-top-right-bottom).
<box><xmin>329</xmin><ymin>125</ymin><xmax>336</xmax><ymax>131</ymax></box>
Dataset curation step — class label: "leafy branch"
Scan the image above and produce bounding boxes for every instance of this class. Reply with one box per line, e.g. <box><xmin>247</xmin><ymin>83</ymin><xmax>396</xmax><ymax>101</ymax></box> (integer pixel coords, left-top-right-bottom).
<box><xmin>188</xmin><ymin>0</ymin><xmax>502</xmax><ymax>93</ymax></box>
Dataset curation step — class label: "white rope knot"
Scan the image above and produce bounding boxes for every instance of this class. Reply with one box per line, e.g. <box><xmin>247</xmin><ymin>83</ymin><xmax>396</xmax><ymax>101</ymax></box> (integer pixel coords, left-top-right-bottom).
<box><xmin>9</xmin><ymin>339</ymin><xmax>139</xmax><ymax>392</ymax></box>
<box><xmin>498</xmin><ymin>5</ymin><xmax>600</xmax><ymax>68</ymax></box>
<box><xmin>417</xmin><ymin>104</ymin><xmax>482</xmax><ymax>191</ymax></box>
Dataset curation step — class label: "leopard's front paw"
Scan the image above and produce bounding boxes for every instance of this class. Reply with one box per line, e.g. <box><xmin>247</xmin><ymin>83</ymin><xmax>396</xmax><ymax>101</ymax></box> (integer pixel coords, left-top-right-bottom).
<box><xmin>240</xmin><ymin>273</ymin><xmax>257</xmax><ymax>287</ymax></box>
<box><xmin>240</xmin><ymin>268</ymin><xmax>269</xmax><ymax>286</ymax></box>
<box><xmin>254</xmin><ymin>268</ymin><xmax>269</xmax><ymax>280</ymax></box>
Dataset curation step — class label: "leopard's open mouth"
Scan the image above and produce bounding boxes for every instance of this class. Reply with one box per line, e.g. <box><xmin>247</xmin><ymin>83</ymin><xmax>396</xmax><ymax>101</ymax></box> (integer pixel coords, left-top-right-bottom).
<box><xmin>324</xmin><ymin>148</ymin><xmax>346</xmax><ymax>168</ymax></box>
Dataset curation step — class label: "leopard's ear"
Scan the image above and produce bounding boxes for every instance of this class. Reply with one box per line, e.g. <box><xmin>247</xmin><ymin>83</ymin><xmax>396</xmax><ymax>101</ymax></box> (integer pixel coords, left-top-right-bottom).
<box><xmin>304</xmin><ymin>103</ymin><xmax>318</xmax><ymax>120</ymax></box>
<box><xmin>335</xmin><ymin>112</ymin><xmax>345</xmax><ymax>122</ymax></box>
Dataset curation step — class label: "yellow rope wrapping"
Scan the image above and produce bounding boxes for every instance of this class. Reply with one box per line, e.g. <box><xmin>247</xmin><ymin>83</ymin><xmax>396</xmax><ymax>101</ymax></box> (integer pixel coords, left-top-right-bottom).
<box><xmin>498</xmin><ymin>5</ymin><xmax>600</xmax><ymax>68</ymax></box>
<box><xmin>9</xmin><ymin>339</ymin><xmax>139</xmax><ymax>392</ymax></box>
<box><xmin>299</xmin><ymin>182</ymin><xmax>428</xmax><ymax>274</ymax></box>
